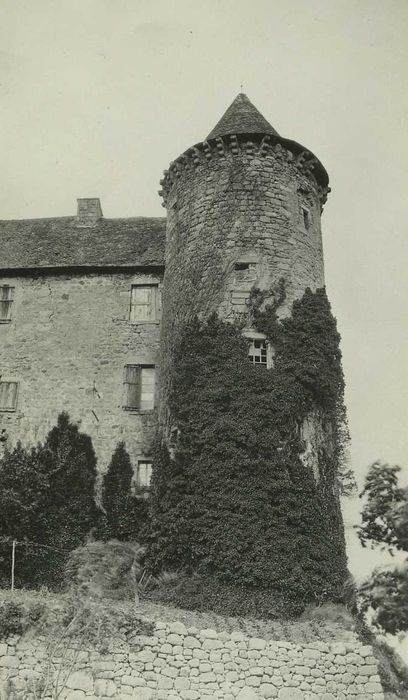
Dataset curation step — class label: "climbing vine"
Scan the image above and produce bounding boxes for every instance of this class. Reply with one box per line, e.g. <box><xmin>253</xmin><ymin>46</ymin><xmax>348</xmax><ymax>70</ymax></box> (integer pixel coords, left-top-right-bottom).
<box><xmin>147</xmin><ymin>287</ymin><xmax>352</xmax><ymax>615</ymax></box>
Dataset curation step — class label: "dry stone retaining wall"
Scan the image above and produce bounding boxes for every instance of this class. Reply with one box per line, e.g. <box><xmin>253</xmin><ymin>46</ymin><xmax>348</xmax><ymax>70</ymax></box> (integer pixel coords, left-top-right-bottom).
<box><xmin>0</xmin><ymin>620</ymin><xmax>384</xmax><ymax>699</ymax></box>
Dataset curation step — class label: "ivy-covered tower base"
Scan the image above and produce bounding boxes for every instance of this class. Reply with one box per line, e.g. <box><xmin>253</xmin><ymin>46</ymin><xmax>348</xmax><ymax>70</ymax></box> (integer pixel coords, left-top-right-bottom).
<box><xmin>148</xmin><ymin>95</ymin><xmax>349</xmax><ymax>615</ymax></box>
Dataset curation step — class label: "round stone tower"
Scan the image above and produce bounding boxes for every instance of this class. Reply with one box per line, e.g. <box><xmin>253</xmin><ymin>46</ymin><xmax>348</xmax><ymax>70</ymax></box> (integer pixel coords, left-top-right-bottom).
<box><xmin>158</xmin><ymin>94</ymin><xmax>331</xmax><ymax>433</ymax></box>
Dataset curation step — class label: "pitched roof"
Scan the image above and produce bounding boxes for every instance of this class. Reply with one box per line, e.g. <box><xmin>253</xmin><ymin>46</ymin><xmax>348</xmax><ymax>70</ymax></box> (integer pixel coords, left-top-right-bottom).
<box><xmin>0</xmin><ymin>216</ymin><xmax>166</xmax><ymax>270</ymax></box>
<box><xmin>207</xmin><ymin>93</ymin><xmax>279</xmax><ymax>140</ymax></box>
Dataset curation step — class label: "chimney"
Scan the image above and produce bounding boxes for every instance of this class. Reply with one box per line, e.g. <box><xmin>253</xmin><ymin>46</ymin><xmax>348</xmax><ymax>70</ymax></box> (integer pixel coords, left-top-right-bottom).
<box><xmin>76</xmin><ymin>198</ymin><xmax>103</xmax><ymax>227</ymax></box>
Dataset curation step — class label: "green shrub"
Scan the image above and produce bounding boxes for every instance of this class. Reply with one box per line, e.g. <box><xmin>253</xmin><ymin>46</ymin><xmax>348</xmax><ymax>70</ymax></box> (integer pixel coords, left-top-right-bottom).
<box><xmin>65</xmin><ymin>540</ymin><xmax>145</xmax><ymax>601</ymax></box>
<box><xmin>0</xmin><ymin>413</ymin><xmax>102</xmax><ymax>589</ymax></box>
<box><xmin>146</xmin><ymin>572</ymin><xmax>304</xmax><ymax>619</ymax></box>
<box><xmin>0</xmin><ymin>595</ymin><xmax>46</xmax><ymax>638</ymax></box>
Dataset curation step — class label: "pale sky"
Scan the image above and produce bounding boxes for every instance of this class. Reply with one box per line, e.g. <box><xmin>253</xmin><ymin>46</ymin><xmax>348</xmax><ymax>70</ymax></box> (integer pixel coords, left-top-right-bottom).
<box><xmin>1</xmin><ymin>0</ymin><xmax>408</xmax><ymax>579</ymax></box>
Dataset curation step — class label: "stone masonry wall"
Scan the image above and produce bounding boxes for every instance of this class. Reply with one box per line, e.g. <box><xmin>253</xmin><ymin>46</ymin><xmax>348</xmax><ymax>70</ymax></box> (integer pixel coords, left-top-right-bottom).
<box><xmin>0</xmin><ymin>620</ymin><xmax>384</xmax><ymax>700</ymax></box>
<box><xmin>0</xmin><ymin>270</ymin><xmax>162</xmax><ymax>474</ymax></box>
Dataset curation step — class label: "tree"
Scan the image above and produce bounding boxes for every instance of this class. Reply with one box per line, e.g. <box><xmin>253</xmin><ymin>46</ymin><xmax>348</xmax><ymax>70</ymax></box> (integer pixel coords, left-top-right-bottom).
<box><xmin>358</xmin><ymin>460</ymin><xmax>408</xmax><ymax>634</ymax></box>
<box><xmin>38</xmin><ymin>413</ymin><xmax>101</xmax><ymax>556</ymax></box>
<box><xmin>0</xmin><ymin>413</ymin><xmax>101</xmax><ymax>588</ymax></box>
<box><xmin>0</xmin><ymin>443</ymin><xmax>48</xmax><ymax>586</ymax></box>
<box><xmin>101</xmin><ymin>442</ymin><xmax>149</xmax><ymax>542</ymax></box>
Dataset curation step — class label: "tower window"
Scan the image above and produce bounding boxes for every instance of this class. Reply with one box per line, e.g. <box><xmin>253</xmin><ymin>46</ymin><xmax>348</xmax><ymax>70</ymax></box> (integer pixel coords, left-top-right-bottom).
<box><xmin>130</xmin><ymin>285</ymin><xmax>160</xmax><ymax>322</ymax></box>
<box><xmin>302</xmin><ymin>207</ymin><xmax>311</xmax><ymax>231</ymax></box>
<box><xmin>248</xmin><ymin>339</ymin><xmax>267</xmax><ymax>365</ymax></box>
<box><xmin>0</xmin><ymin>286</ymin><xmax>14</xmax><ymax>322</ymax></box>
<box><xmin>234</xmin><ymin>262</ymin><xmax>256</xmax><ymax>272</ymax></box>
<box><xmin>0</xmin><ymin>381</ymin><xmax>19</xmax><ymax>411</ymax></box>
<box><xmin>123</xmin><ymin>365</ymin><xmax>155</xmax><ymax>410</ymax></box>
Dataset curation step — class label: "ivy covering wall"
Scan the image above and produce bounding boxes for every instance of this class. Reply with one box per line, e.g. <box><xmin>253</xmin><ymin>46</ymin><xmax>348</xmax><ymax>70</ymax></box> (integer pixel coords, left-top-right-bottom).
<box><xmin>147</xmin><ymin>287</ymin><xmax>350</xmax><ymax>615</ymax></box>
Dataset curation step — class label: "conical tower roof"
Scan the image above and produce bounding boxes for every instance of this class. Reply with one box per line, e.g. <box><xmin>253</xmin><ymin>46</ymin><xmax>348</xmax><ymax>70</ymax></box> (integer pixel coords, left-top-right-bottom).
<box><xmin>207</xmin><ymin>93</ymin><xmax>279</xmax><ymax>140</ymax></box>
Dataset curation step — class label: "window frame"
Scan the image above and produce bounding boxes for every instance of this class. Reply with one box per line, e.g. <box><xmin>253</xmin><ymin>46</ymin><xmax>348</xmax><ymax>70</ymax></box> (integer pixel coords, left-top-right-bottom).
<box><xmin>129</xmin><ymin>284</ymin><xmax>160</xmax><ymax>324</ymax></box>
<box><xmin>0</xmin><ymin>285</ymin><xmax>15</xmax><ymax>323</ymax></box>
<box><xmin>123</xmin><ymin>364</ymin><xmax>156</xmax><ymax>412</ymax></box>
<box><xmin>136</xmin><ymin>459</ymin><xmax>153</xmax><ymax>489</ymax></box>
<box><xmin>242</xmin><ymin>329</ymin><xmax>274</xmax><ymax>369</ymax></box>
<box><xmin>0</xmin><ymin>380</ymin><xmax>19</xmax><ymax>412</ymax></box>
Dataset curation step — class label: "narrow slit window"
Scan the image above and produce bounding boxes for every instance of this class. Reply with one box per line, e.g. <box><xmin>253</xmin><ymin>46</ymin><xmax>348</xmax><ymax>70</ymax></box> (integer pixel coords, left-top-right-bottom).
<box><xmin>248</xmin><ymin>339</ymin><xmax>267</xmax><ymax>365</ymax></box>
<box><xmin>0</xmin><ymin>286</ymin><xmax>14</xmax><ymax>322</ymax></box>
<box><xmin>123</xmin><ymin>365</ymin><xmax>155</xmax><ymax>410</ymax></box>
<box><xmin>234</xmin><ymin>262</ymin><xmax>257</xmax><ymax>272</ymax></box>
<box><xmin>302</xmin><ymin>207</ymin><xmax>311</xmax><ymax>231</ymax></box>
<box><xmin>130</xmin><ymin>285</ymin><xmax>159</xmax><ymax>322</ymax></box>
<box><xmin>0</xmin><ymin>381</ymin><xmax>18</xmax><ymax>411</ymax></box>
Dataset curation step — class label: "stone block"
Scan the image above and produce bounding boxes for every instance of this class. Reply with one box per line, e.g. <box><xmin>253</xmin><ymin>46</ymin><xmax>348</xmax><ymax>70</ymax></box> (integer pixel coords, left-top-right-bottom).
<box><xmin>259</xmin><ymin>684</ymin><xmax>278</xmax><ymax>698</ymax></box>
<box><xmin>94</xmin><ymin>678</ymin><xmax>117</xmax><ymax>697</ymax></box>
<box><xmin>200</xmin><ymin>629</ymin><xmax>218</xmax><ymax>639</ymax></box>
<box><xmin>121</xmin><ymin>676</ymin><xmax>146</xmax><ymax>687</ymax></box>
<box><xmin>66</xmin><ymin>692</ymin><xmax>86</xmax><ymax>700</ymax></box>
<box><xmin>277</xmin><ymin>689</ymin><xmax>303</xmax><ymax>699</ymax></box>
<box><xmin>184</xmin><ymin>636</ymin><xmax>201</xmax><ymax>649</ymax></box>
<box><xmin>249</xmin><ymin>638</ymin><xmax>267</xmax><ymax>651</ymax></box>
<box><xmin>202</xmin><ymin>638</ymin><xmax>223</xmax><ymax>650</ymax></box>
<box><xmin>0</xmin><ymin>656</ymin><xmax>19</xmax><ymax>668</ymax></box>
<box><xmin>66</xmin><ymin>670</ymin><xmax>94</xmax><ymax>693</ymax></box>
<box><xmin>169</xmin><ymin>622</ymin><xmax>188</xmax><ymax>636</ymax></box>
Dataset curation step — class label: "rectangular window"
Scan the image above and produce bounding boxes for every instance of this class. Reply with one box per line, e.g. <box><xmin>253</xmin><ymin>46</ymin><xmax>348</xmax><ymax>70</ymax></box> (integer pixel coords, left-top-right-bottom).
<box><xmin>0</xmin><ymin>381</ymin><xmax>18</xmax><ymax>411</ymax></box>
<box><xmin>137</xmin><ymin>460</ymin><xmax>153</xmax><ymax>488</ymax></box>
<box><xmin>123</xmin><ymin>365</ymin><xmax>155</xmax><ymax>410</ymax></box>
<box><xmin>130</xmin><ymin>285</ymin><xmax>159</xmax><ymax>322</ymax></box>
<box><xmin>0</xmin><ymin>286</ymin><xmax>14</xmax><ymax>322</ymax></box>
<box><xmin>248</xmin><ymin>339</ymin><xmax>267</xmax><ymax>365</ymax></box>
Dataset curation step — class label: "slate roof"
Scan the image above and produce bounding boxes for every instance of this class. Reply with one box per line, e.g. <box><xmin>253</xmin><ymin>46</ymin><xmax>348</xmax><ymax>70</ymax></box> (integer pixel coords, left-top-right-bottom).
<box><xmin>207</xmin><ymin>94</ymin><xmax>280</xmax><ymax>140</ymax></box>
<box><xmin>0</xmin><ymin>216</ymin><xmax>166</xmax><ymax>270</ymax></box>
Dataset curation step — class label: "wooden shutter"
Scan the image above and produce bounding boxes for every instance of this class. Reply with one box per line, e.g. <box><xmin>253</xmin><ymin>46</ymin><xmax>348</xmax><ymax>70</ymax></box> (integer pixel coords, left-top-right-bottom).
<box><xmin>140</xmin><ymin>366</ymin><xmax>155</xmax><ymax>409</ymax></box>
<box><xmin>130</xmin><ymin>286</ymin><xmax>158</xmax><ymax>322</ymax></box>
<box><xmin>124</xmin><ymin>365</ymin><xmax>141</xmax><ymax>408</ymax></box>
<box><xmin>0</xmin><ymin>382</ymin><xmax>18</xmax><ymax>410</ymax></box>
<box><xmin>0</xmin><ymin>286</ymin><xmax>14</xmax><ymax>321</ymax></box>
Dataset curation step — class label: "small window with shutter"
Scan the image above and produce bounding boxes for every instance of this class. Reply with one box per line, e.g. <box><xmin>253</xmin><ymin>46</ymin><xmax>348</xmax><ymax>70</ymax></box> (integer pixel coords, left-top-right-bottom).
<box><xmin>123</xmin><ymin>365</ymin><xmax>155</xmax><ymax>410</ymax></box>
<box><xmin>0</xmin><ymin>286</ymin><xmax>14</xmax><ymax>322</ymax></box>
<box><xmin>0</xmin><ymin>381</ymin><xmax>19</xmax><ymax>411</ymax></box>
<box><xmin>130</xmin><ymin>285</ymin><xmax>160</xmax><ymax>322</ymax></box>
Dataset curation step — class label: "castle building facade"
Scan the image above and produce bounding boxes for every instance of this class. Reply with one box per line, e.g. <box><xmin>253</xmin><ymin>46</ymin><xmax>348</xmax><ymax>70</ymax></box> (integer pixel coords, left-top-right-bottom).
<box><xmin>0</xmin><ymin>95</ymin><xmax>331</xmax><ymax>488</ymax></box>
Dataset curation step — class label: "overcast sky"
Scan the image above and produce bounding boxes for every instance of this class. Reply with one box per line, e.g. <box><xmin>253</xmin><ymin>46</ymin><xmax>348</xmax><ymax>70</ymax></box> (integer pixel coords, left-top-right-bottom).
<box><xmin>1</xmin><ymin>0</ymin><xmax>408</xmax><ymax>577</ymax></box>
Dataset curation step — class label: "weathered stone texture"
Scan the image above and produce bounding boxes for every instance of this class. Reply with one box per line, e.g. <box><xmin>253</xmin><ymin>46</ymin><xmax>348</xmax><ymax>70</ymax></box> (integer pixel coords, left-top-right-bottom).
<box><xmin>0</xmin><ymin>621</ymin><xmax>385</xmax><ymax>699</ymax></box>
<box><xmin>159</xmin><ymin>140</ymin><xmax>325</xmax><ymax>427</ymax></box>
<box><xmin>0</xmin><ymin>270</ymin><xmax>162</xmax><ymax>471</ymax></box>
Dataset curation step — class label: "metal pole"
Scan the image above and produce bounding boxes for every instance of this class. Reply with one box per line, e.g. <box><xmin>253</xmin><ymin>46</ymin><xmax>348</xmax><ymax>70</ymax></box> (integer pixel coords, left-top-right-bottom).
<box><xmin>11</xmin><ymin>540</ymin><xmax>16</xmax><ymax>592</ymax></box>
